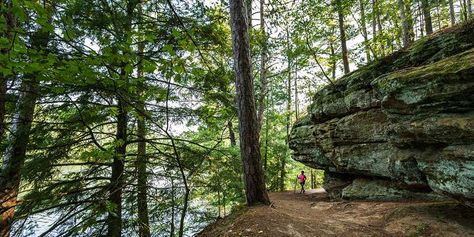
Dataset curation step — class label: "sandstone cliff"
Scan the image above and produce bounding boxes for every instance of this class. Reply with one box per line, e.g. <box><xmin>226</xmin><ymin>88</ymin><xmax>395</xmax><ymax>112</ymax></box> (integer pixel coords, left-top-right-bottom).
<box><xmin>289</xmin><ymin>22</ymin><xmax>474</xmax><ymax>207</ymax></box>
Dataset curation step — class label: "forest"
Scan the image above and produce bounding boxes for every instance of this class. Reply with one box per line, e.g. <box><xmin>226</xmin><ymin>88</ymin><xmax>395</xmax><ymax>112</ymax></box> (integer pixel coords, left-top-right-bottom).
<box><xmin>0</xmin><ymin>0</ymin><xmax>472</xmax><ymax>236</ymax></box>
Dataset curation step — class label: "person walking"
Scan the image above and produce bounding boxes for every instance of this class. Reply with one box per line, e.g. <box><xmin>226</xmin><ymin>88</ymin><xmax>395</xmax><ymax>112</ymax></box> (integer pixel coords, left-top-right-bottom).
<box><xmin>297</xmin><ymin>171</ymin><xmax>307</xmax><ymax>194</ymax></box>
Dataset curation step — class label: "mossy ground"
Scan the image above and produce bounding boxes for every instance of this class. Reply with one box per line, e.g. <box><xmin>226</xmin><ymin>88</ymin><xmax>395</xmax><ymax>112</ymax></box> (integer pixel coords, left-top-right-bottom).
<box><xmin>373</xmin><ymin>48</ymin><xmax>474</xmax><ymax>91</ymax></box>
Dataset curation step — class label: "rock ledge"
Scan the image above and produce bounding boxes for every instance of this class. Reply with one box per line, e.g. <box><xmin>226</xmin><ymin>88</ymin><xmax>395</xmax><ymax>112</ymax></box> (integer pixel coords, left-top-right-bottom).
<box><xmin>289</xmin><ymin>22</ymin><xmax>474</xmax><ymax>207</ymax></box>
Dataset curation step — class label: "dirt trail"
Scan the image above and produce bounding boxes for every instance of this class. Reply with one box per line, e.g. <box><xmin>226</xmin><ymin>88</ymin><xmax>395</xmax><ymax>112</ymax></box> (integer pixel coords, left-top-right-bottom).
<box><xmin>198</xmin><ymin>189</ymin><xmax>474</xmax><ymax>237</ymax></box>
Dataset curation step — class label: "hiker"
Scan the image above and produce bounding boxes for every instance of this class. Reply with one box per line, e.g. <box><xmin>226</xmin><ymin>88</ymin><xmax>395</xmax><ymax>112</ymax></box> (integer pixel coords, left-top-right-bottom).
<box><xmin>297</xmin><ymin>170</ymin><xmax>307</xmax><ymax>194</ymax></box>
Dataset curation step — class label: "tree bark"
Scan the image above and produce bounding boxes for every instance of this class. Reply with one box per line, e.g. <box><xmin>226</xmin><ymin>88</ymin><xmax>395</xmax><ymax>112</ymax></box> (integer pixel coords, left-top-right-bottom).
<box><xmin>336</xmin><ymin>0</ymin><xmax>350</xmax><ymax>74</ymax></box>
<box><xmin>229</xmin><ymin>0</ymin><xmax>270</xmax><ymax>206</ymax></box>
<box><xmin>449</xmin><ymin>0</ymin><xmax>456</xmax><ymax>25</ymax></box>
<box><xmin>0</xmin><ymin>3</ymin><xmax>51</xmax><ymax>236</ymax></box>
<box><xmin>421</xmin><ymin>0</ymin><xmax>433</xmax><ymax>34</ymax></box>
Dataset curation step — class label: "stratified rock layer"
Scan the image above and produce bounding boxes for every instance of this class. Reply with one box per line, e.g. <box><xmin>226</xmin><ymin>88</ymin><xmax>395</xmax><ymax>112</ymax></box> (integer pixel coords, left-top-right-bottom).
<box><xmin>289</xmin><ymin>22</ymin><xmax>474</xmax><ymax>207</ymax></box>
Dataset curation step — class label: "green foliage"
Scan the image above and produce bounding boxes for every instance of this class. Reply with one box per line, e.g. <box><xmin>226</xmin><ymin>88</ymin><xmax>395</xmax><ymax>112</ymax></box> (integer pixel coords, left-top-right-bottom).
<box><xmin>0</xmin><ymin>0</ymin><xmax>466</xmax><ymax>236</ymax></box>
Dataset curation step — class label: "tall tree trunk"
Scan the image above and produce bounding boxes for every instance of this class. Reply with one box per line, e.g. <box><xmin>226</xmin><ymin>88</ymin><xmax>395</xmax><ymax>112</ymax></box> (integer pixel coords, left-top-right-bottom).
<box><xmin>279</xmin><ymin>156</ymin><xmax>286</xmax><ymax>191</ymax></box>
<box><xmin>399</xmin><ymin>0</ymin><xmax>408</xmax><ymax>46</ymax></box>
<box><xmin>460</xmin><ymin>0</ymin><xmax>468</xmax><ymax>20</ymax></box>
<box><xmin>246</xmin><ymin>0</ymin><xmax>252</xmax><ymax>29</ymax></box>
<box><xmin>263</xmin><ymin>83</ymin><xmax>269</xmax><ymax>171</ymax></box>
<box><xmin>294</xmin><ymin>57</ymin><xmax>298</xmax><ymax>120</ymax></box>
<box><xmin>336</xmin><ymin>0</ymin><xmax>350</xmax><ymax>74</ymax></box>
<box><xmin>468</xmin><ymin>0</ymin><xmax>472</xmax><ymax>18</ymax></box>
<box><xmin>459</xmin><ymin>0</ymin><xmax>467</xmax><ymax>21</ymax></box>
<box><xmin>449</xmin><ymin>0</ymin><xmax>456</xmax><ymax>25</ymax></box>
<box><xmin>389</xmin><ymin>14</ymin><xmax>400</xmax><ymax>51</ymax></box>
<box><xmin>377</xmin><ymin>23</ymin><xmax>385</xmax><ymax>55</ymax></box>
<box><xmin>228</xmin><ymin>121</ymin><xmax>236</xmax><ymax>146</ymax></box>
<box><xmin>329</xmin><ymin>40</ymin><xmax>336</xmax><ymax>81</ymax></box>
<box><xmin>263</xmin><ymin>103</ymin><xmax>268</xmax><ymax>170</ymax></box>
<box><xmin>373</xmin><ymin>0</ymin><xmax>385</xmax><ymax>56</ymax></box>
<box><xmin>0</xmin><ymin>74</ymin><xmax>6</xmax><ymax>143</ymax></box>
<box><xmin>107</xmin><ymin>89</ymin><xmax>128</xmax><ymax>237</ymax></box>
<box><xmin>0</xmin><ymin>3</ymin><xmax>51</xmax><ymax>235</ymax></box>
<box><xmin>229</xmin><ymin>0</ymin><xmax>270</xmax><ymax>206</ymax></box>
<box><xmin>421</xmin><ymin>0</ymin><xmax>433</xmax><ymax>34</ymax></box>
<box><xmin>106</xmin><ymin>1</ymin><xmax>138</xmax><ymax>235</ymax></box>
<box><xmin>223</xmin><ymin>190</ymin><xmax>226</xmax><ymax>216</ymax></box>
<box><xmin>282</xmin><ymin>29</ymin><xmax>292</xmax><ymax>192</ymax></box>
<box><xmin>136</xmin><ymin>6</ymin><xmax>150</xmax><ymax>234</ymax></box>
<box><xmin>175</xmin><ymin>144</ymin><xmax>189</xmax><ymax>237</ymax></box>
<box><xmin>0</xmin><ymin>0</ymin><xmax>15</xmax><ymax>145</ymax></box>
<box><xmin>170</xmin><ymin>177</ymin><xmax>175</xmax><ymax>237</ymax></box>
<box><xmin>264</xmin><ymin>82</ymin><xmax>272</xmax><ymax>171</ymax></box>
<box><xmin>256</xmin><ymin>0</ymin><xmax>267</xmax><ymax>132</ymax></box>
<box><xmin>217</xmin><ymin>185</ymin><xmax>221</xmax><ymax>217</ymax></box>
<box><xmin>372</xmin><ymin>0</ymin><xmax>377</xmax><ymax>41</ymax></box>
<box><xmin>0</xmin><ymin>78</ymin><xmax>39</xmax><ymax>237</ymax></box>
<box><xmin>136</xmin><ymin>111</ymin><xmax>150</xmax><ymax>237</ymax></box>
<box><xmin>418</xmin><ymin>1</ymin><xmax>425</xmax><ymax>37</ymax></box>
<box><xmin>376</xmin><ymin>4</ymin><xmax>383</xmax><ymax>33</ymax></box>
<box><xmin>371</xmin><ymin>0</ymin><xmax>378</xmax><ymax>59</ymax></box>
<box><xmin>435</xmin><ymin>1</ymin><xmax>442</xmax><ymax>29</ymax></box>
<box><xmin>178</xmin><ymin>188</ymin><xmax>190</xmax><ymax>237</ymax></box>
<box><xmin>399</xmin><ymin>0</ymin><xmax>414</xmax><ymax>47</ymax></box>
<box><xmin>359</xmin><ymin>0</ymin><xmax>371</xmax><ymax>62</ymax></box>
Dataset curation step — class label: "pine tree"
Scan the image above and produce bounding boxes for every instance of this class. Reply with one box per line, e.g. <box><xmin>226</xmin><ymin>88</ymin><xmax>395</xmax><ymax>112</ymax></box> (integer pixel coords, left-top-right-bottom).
<box><xmin>229</xmin><ymin>0</ymin><xmax>270</xmax><ymax>206</ymax></box>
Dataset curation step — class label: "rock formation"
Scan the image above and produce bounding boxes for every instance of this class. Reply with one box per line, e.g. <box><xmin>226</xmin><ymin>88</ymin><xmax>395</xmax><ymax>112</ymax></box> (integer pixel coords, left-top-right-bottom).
<box><xmin>289</xmin><ymin>22</ymin><xmax>474</xmax><ymax>207</ymax></box>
